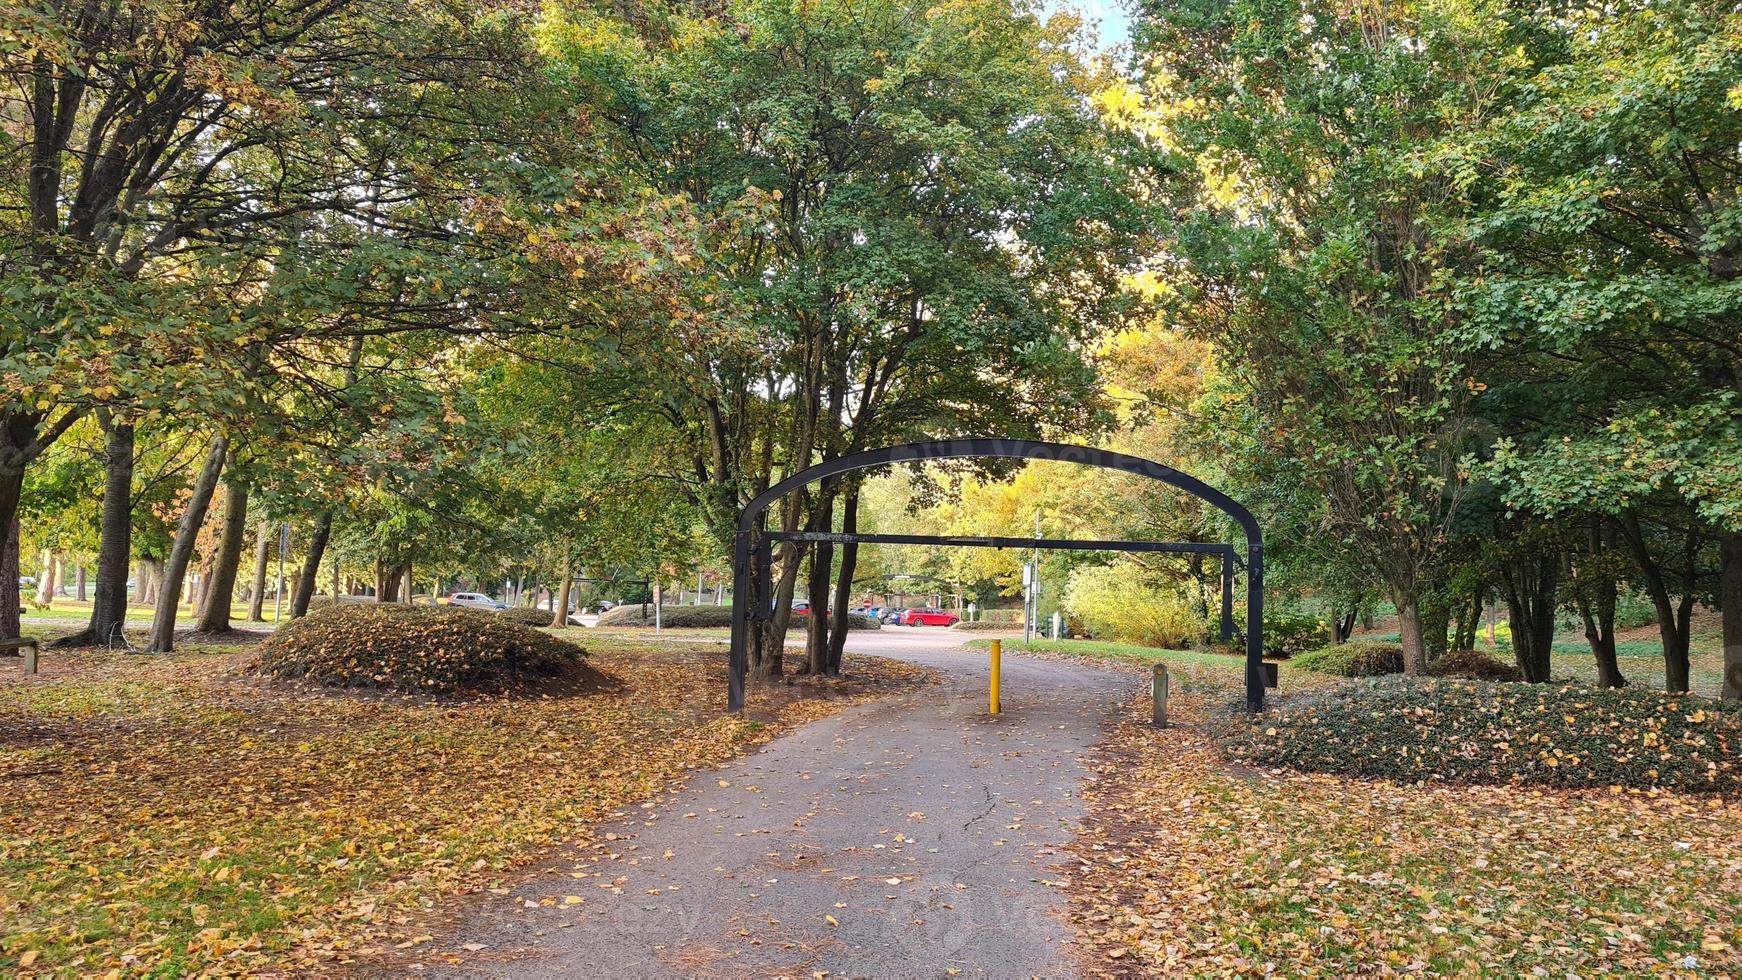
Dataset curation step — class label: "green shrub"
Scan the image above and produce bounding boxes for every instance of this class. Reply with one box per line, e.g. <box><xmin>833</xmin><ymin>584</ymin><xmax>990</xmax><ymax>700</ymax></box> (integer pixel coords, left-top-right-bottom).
<box><xmin>1063</xmin><ymin>564</ymin><xmax>1204</xmax><ymax>648</ymax></box>
<box><xmin>594</xmin><ymin>604</ymin><xmax>878</xmax><ymax>629</ymax></box>
<box><xmin>1220</xmin><ymin>678</ymin><xmax>1742</xmax><ymax>794</ymax></box>
<box><xmin>951</xmin><ymin>619</ymin><xmax>1014</xmax><ymax>631</ymax></box>
<box><xmin>1429</xmin><ymin>648</ymin><xmax>1520</xmax><ymax>682</ymax></box>
<box><xmin>252</xmin><ymin>605</ymin><xmax>584</xmax><ymax>691</ymax></box>
<box><xmin>1291</xmin><ymin>642</ymin><xmax>1404</xmax><ymax>677</ymax></box>
<box><xmin>1263</xmin><ymin>613</ymin><xmax>1330</xmax><ymax>658</ymax></box>
<box><xmin>498</xmin><ymin>606</ymin><xmax>560</xmax><ymax>627</ymax></box>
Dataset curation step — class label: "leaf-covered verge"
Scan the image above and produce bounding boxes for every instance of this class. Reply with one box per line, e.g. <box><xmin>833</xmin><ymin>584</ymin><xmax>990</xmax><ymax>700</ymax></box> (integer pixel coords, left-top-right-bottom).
<box><xmin>0</xmin><ymin>639</ymin><xmax>934</xmax><ymax>975</ymax></box>
<box><xmin>595</xmin><ymin>603</ymin><xmax>880</xmax><ymax>630</ymax></box>
<box><xmin>1064</xmin><ymin>652</ymin><xmax>1742</xmax><ymax>976</ymax></box>
<box><xmin>1221</xmin><ymin>677</ymin><xmax>1740</xmax><ymax>795</ymax></box>
<box><xmin>251</xmin><ymin>605</ymin><xmax>582</xmax><ymax>691</ymax></box>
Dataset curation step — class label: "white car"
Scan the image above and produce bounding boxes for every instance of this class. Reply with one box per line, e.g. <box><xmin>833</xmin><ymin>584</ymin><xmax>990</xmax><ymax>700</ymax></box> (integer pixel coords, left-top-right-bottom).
<box><xmin>446</xmin><ymin>592</ymin><xmax>506</xmax><ymax>611</ymax></box>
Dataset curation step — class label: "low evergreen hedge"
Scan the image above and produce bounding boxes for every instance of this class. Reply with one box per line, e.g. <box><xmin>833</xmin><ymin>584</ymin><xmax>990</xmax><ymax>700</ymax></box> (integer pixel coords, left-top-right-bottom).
<box><xmin>595</xmin><ymin>604</ymin><xmax>879</xmax><ymax>629</ymax></box>
<box><xmin>252</xmin><ymin>605</ymin><xmax>584</xmax><ymax>691</ymax></box>
<box><xmin>1428</xmin><ymin>648</ymin><xmax>1521</xmax><ymax>682</ymax></box>
<box><xmin>497</xmin><ymin>607</ymin><xmax>561</xmax><ymax>627</ymax></box>
<box><xmin>1221</xmin><ymin>678</ymin><xmax>1741</xmax><ymax>794</ymax></box>
<box><xmin>1291</xmin><ymin>642</ymin><xmax>1405</xmax><ymax>677</ymax></box>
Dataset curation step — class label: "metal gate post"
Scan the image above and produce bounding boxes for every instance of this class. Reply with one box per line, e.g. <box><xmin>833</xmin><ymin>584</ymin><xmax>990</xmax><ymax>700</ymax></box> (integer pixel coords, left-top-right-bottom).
<box><xmin>1244</xmin><ymin>539</ymin><xmax>1266</xmax><ymax>712</ymax></box>
<box><xmin>727</xmin><ymin>529</ymin><xmax>750</xmax><ymax>714</ymax></box>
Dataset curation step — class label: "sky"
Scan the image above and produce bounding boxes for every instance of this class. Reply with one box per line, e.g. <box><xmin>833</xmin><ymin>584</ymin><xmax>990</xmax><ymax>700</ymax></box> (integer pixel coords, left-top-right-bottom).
<box><xmin>1043</xmin><ymin>0</ymin><xmax>1132</xmax><ymax>50</ymax></box>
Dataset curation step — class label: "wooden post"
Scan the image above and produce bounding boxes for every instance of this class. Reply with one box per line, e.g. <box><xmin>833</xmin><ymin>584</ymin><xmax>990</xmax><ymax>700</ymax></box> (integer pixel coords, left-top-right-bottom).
<box><xmin>1151</xmin><ymin>663</ymin><xmax>1169</xmax><ymax>727</ymax></box>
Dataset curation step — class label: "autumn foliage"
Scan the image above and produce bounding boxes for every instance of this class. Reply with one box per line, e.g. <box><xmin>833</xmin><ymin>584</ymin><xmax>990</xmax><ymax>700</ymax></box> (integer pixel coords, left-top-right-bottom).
<box><xmin>1224</xmin><ymin>678</ymin><xmax>1741</xmax><ymax>794</ymax></box>
<box><xmin>252</xmin><ymin>605</ymin><xmax>584</xmax><ymax>691</ymax></box>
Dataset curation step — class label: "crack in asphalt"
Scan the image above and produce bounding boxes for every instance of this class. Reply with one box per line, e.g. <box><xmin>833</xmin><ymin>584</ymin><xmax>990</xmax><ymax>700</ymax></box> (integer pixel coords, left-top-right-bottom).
<box><xmin>961</xmin><ymin>784</ymin><xmax>997</xmax><ymax>831</ymax></box>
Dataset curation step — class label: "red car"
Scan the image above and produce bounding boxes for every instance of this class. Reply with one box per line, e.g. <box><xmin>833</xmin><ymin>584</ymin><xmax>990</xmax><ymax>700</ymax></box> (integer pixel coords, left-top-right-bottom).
<box><xmin>899</xmin><ymin>607</ymin><xmax>959</xmax><ymax>626</ymax></box>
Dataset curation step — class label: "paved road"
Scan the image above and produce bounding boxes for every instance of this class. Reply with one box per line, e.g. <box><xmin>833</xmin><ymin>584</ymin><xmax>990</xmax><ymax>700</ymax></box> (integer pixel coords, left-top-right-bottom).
<box><xmin>430</xmin><ymin>629</ymin><xmax>1134</xmax><ymax>978</ymax></box>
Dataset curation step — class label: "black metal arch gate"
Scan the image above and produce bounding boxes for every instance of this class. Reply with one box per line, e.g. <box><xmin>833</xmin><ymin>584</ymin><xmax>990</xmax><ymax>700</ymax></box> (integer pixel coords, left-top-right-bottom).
<box><xmin>727</xmin><ymin>439</ymin><xmax>1266</xmax><ymax>714</ymax></box>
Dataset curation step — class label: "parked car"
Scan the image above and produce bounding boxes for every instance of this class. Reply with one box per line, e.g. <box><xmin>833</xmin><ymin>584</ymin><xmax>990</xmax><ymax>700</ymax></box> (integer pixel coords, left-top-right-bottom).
<box><xmin>880</xmin><ymin>607</ymin><xmax>904</xmax><ymax>624</ymax></box>
<box><xmin>791</xmin><ymin>600</ymin><xmax>811</xmax><ymax>616</ymax></box>
<box><xmin>899</xmin><ymin>607</ymin><xmax>959</xmax><ymax>626</ymax></box>
<box><xmin>446</xmin><ymin>592</ymin><xmax>507</xmax><ymax>611</ymax></box>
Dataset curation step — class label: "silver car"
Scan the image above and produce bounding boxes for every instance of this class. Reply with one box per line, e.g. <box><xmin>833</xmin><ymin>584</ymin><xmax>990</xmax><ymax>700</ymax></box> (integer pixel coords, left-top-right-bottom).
<box><xmin>446</xmin><ymin>592</ymin><xmax>507</xmax><ymax>611</ymax></box>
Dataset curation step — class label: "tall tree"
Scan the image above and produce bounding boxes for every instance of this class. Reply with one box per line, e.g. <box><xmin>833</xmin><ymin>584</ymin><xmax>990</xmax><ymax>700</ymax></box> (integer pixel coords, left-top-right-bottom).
<box><xmin>546</xmin><ymin>0</ymin><xmax>1141</xmax><ymax>676</ymax></box>
<box><xmin>1116</xmin><ymin>0</ymin><xmax>1508</xmax><ymax>672</ymax></box>
<box><xmin>1464</xmin><ymin>0</ymin><xmax>1741</xmax><ymax>694</ymax></box>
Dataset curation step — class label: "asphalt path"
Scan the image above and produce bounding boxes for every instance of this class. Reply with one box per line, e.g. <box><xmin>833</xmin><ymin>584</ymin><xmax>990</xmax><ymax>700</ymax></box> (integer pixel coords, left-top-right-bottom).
<box><xmin>427</xmin><ymin>627</ymin><xmax>1136</xmax><ymax>978</ymax></box>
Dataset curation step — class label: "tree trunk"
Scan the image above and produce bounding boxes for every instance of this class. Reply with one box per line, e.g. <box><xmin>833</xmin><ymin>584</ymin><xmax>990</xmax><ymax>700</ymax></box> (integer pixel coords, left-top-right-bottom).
<box><xmin>293</xmin><ymin>512</ymin><xmax>332</xmax><ymax>618</ymax></box>
<box><xmin>137</xmin><ymin>558</ymin><xmax>159</xmax><ymax>606</ymax></box>
<box><xmin>824</xmin><ymin>487</ymin><xmax>860</xmax><ymax>675</ymax></box>
<box><xmin>195</xmin><ymin>481</ymin><xmax>249</xmax><ymax>632</ymax></box>
<box><xmin>1721</xmin><ymin>532</ymin><xmax>1742</xmax><ymax>701</ymax></box>
<box><xmin>804</xmin><ymin>539</ymin><xmax>833</xmax><ymax>675</ymax></box>
<box><xmin>1574</xmin><ymin>529</ymin><xmax>1623</xmax><ymax>689</ymax></box>
<box><xmin>75</xmin><ymin>563</ymin><xmax>86</xmax><ymax>601</ymax></box>
<box><xmin>55</xmin><ymin>417</ymin><xmax>135</xmax><ymax>649</ymax></box>
<box><xmin>1498</xmin><ymin>550</ymin><xmax>1558</xmax><ymax>684</ymax></box>
<box><xmin>1</xmin><ymin>518</ymin><xmax>20</xmax><ymax>641</ymax></box>
<box><xmin>1394</xmin><ymin>594</ymin><xmax>1428</xmax><ymax>675</ymax></box>
<box><xmin>247</xmin><ymin>521</ymin><xmax>271</xmax><ymax>620</ymax></box>
<box><xmin>1576</xmin><ymin>588</ymin><xmax>1625</xmax><ymax>689</ymax></box>
<box><xmin>331</xmin><ymin>551</ymin><xmax>342</xmax><ymax>600</ymax></box>
<box><xmin>147</xmin><ymin>435</ymin><xmax>228</xmax><ymax>653</ymax></box>
<box><xmin>37</xmin><ymin>551</ymin><xmax>57</xmax><ymax>605</ymax></box>
<box><xmin>551</xmin><ymin>553</ymin><xmax>574</xmax><ymax>628</ymax></box>
<box><xmin>1621</xmin><ymin>514</ymin><xmax>1694</xmax><ymax>693</ymax></box>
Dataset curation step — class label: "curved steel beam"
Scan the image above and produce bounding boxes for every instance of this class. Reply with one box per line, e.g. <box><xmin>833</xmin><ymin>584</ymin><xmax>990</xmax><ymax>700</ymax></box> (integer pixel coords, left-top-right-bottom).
<box><xmin>728</xmin><ymin>439</ymin><xmax>1266</xmax><ymax>714</ymax></box>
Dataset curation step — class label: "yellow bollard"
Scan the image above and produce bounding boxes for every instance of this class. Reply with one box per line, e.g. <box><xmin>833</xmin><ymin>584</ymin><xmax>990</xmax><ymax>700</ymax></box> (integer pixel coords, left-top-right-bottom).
<box><xmin>989</xmin><ymin>639</ymin><xmax>1002</xmax><ymax>714</ymax></box>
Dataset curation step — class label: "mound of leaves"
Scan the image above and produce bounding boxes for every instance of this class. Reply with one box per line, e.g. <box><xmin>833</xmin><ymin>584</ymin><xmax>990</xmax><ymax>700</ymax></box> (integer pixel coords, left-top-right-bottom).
<box><xmin>497</xmin><ymin>607</ymin><xmax>560</xmax><ymax>627</ymax></box>
<box><xmin>1429</xmin><ymin>648</ymin><xmax>1521</xmax><ymax>682</ymax></box>
<box><xmin>1221</xmin><ymin>677</ymin><xmax>1741</xmax><ymax>794</ymax></box>
<box><xmin>1291</xmin><ymin>641</ymin><xmax>1404</xmax><ymax>677</ymax></box>
<box><xmin>253</xmin><ymin>604</ymin><xmax>585</xmax><ymax>691</ymax></box>
<box><xmin>596</xmin><ymin>604</ymin><xmax>879</xmax><ymax>629</ymax></box>
<box><xmin>950</xmin><ymin>619</ymin><xmax>1012</xmax><ymax>631</ymax></box>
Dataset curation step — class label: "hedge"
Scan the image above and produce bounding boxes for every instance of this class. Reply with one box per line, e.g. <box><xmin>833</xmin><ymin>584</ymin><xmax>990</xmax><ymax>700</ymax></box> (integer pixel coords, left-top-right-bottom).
<box><xmin>1291</xmin><ymin>642</ymin><xmax>1405</xmax><ymax>677</ymax></box>
<box><xmin>951</xmin><ymin>619</ymin><xmax>1014</xmax><ymax>631</ymax></box>
<box><xmin>1428</xmin><ymin>648</ymin><xmax>1521</xmax><ymax>682</ymax></box>
<box><xmin>498</xmin><ymin>607</ymin><xmax>561</xmax><ymax>627</ymax></box>
<box><xmin>595</xmin><ymin>604</ymin><xmax>879</xmax><ymax>630</ymax></box>
<box><xmin>251</xmin><ymin>604</ymin><xmax>584</xmax><ymax>691</ymax></box>
<box><xmin>1220</xmin><ymin>677</ymin><xmax>1741</xmax><ymax>794</ymax></box>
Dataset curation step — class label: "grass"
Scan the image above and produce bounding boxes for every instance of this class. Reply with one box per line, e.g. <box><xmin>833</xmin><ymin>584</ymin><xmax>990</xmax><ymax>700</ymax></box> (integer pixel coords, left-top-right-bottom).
<box><xmin>1063</xmin><ymin>641</ymin><xmax>1742</xmax><ymax>975</ymax></box>
<box><xmin>0</xmin><ymin>635</ymin><xmax>931</xmax><ymax>974</ymax></box>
